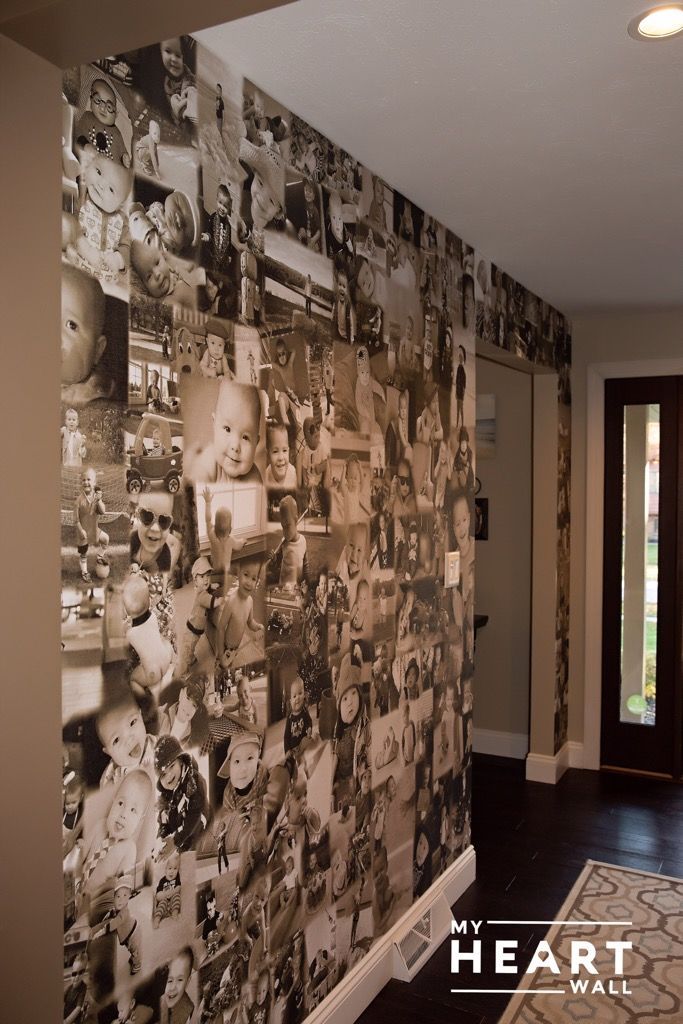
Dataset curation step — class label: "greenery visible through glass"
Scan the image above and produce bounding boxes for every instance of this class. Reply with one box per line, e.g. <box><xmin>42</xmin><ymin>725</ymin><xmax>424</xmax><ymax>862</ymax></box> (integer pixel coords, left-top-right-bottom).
<box><xmin>620</xmin><ymin>404</ymin><xmax>659</xmax><ymax>726</ymax></box>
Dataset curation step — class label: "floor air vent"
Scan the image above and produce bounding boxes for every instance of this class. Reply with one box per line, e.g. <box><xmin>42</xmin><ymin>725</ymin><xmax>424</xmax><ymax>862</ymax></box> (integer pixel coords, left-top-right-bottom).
<box><xmin>392</xmin><ymin>893</ymin><xmax>452</xmax><ymax>981</ymax></box>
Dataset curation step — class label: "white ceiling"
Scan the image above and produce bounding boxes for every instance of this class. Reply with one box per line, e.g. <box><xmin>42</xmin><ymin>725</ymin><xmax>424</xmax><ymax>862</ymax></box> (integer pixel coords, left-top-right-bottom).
<box><xmin>197</xmin><ymin>0</ymin><xmax>683</xmax><ymax>314</ymax></box>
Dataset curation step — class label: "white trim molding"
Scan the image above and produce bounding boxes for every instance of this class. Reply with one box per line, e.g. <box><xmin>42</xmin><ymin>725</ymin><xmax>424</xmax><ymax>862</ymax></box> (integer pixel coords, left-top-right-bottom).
<box><xmin>303</xmin><ymin>846</ymin><xmax>477</xmax><ymax>1024</ymax></box>
<box><xmin>473</xmin><ymin>727</ymin><xmax>529</xmax><ymax>760</ymax></box>
<box><xmin>526</xmin><ymin>740</ymin><xmax>585</xmax><ymax>783</ymax></box>
<box><xmin>526</xmin><ymin>743</ymin><xmax>569</xmax><ymax>784</ymax></box>
<box><xmin>567</xmin><ymin>740</ymin><xmax>584</xmax><ymax>768</ymax></box>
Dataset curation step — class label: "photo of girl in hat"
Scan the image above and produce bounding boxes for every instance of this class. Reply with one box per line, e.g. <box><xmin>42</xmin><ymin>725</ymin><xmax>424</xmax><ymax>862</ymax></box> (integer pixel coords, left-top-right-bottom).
<box><xmin>331</xmin><ymin>651</ymin><xmax>371</xmax><ymax>811</ymax></box>
<box><xmin>239</xmin><ymin>137</ymin><xmax>286</xmax><ymax>234</ymax></box>
<box><xmin>154</xmin><ymin>734</ymin><xmax>210</xmax><ymax>855</ymax></box>
<box><xmin>215</xmin><ymin>732</ymin><xmax>291</xmax><ymax>889</ymax></box>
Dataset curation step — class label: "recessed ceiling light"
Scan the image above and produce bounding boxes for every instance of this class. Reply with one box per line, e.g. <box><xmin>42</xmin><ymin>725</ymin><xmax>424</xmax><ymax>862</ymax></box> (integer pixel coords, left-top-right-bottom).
<box><xmin>628</xmin><ymin>4</ymin><xmax>683</xmax><ymax>39</ymax></box>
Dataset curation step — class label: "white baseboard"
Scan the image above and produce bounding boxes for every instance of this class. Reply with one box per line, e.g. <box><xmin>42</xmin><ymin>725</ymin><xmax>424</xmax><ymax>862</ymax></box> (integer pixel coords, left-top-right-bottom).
<box><xmin>567</xmin><ymin>740</ymin><xmax>584</xmax><ymax>768</ymax></box>
<box><xmin>526</xmin><ymin>740</ymin><xmax>586</xmax><ymax>783</ymax></box>
<box><xmin>473</xmin><ymin>727</ymin><xmax>529</xmax><ymax>760</ymax></box>
<box><xmin>303</xmin><ymin>845</ymin><xmax>477</xmax><ymax>1024</ymax></box>
<box><xmin>526</xmin><ymin>742</ymin><xmax>569</xmax><ymax>784</ymax></box>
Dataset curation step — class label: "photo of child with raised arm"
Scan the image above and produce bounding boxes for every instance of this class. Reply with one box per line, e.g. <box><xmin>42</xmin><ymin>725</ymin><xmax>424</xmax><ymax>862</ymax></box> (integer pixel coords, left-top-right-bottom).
<box><xmin>271</xmin><ymin>335</ymin><xmax>302</xmax><ymax>429</ymax></box>
<box><xmin>202</xmin><ymin>486</ymin><xmax>245</xmax><ymax>593</ymax></box>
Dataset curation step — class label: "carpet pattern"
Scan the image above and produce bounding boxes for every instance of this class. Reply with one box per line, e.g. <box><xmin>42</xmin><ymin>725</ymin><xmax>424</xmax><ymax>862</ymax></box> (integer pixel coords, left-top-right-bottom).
<box><xmin>498</xmin><ymin>860</ymin><xmax>683</xmax><ymax>1024</ymax></box>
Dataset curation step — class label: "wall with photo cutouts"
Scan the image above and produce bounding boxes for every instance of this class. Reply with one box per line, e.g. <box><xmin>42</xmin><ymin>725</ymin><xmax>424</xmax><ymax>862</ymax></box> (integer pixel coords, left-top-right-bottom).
<box><xmin>60</xmin><ymin>32</ymin><xmax>571</xmax><ymax>1023</ymax></box>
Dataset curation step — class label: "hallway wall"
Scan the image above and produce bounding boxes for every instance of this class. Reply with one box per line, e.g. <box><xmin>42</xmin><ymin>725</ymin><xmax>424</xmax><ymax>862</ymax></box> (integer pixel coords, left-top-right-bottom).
<box><xmin>1</xmin><ymin>32</ymin><xmax>63</xmax><ymax>1023</ymax></box>
<box><xmin>473</xmin><ymin>357</ymin><xmax>532</xmax><ymax>749</ymax></box>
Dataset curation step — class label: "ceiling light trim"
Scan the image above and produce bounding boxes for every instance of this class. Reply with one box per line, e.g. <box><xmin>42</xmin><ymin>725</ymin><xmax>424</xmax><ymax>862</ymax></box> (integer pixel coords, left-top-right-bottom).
<box><xmin>627</xmin><ymin>4</ymin><xmax>683</xmax><ymax>39</ymax></box>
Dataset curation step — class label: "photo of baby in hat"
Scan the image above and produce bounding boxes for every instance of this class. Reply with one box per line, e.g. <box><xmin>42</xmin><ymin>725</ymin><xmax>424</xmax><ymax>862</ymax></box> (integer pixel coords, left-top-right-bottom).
<box><xmin>154</xmin><ymin>735</ymin><xmax>209</xmax><ymax>855</ymax></box>
<box><xmin>331</xmin><ymin>652</ymin><xmax>370</xmax><ymax>811</ymax></box>
<box><xmin>239</xmin><ymin>136</ymin><xmax>285</xmax><ymax>234</ymax></box>
<box><xmin>198</xmin><ymin>317</ymin><xmax>234</xmax><ymax>380</ymax></box>
<box><xmin>215</xmin><ymin>731</ymin><xmax>290</xmax><ymax>889</ymax></box>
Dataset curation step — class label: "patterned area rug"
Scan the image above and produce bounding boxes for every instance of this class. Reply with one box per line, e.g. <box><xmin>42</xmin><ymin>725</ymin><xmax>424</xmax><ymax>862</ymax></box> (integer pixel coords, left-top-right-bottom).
<box><xmin>498</xmin><ymin>860</ymin><xmax>683</xmax><ymax>1023</ymax></box>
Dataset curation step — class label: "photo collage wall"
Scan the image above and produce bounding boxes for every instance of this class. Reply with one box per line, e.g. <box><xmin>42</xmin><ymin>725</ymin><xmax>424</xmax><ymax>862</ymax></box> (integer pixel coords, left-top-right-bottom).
<box><xmin>466</xmin><ymin>250</ymin><xmax>572</xmax><ymax>753</ymax></box>
<box><xmin>60</xmin><ymin>34</ymin><xmax>570</xmax><ymax>1024</ymax></box>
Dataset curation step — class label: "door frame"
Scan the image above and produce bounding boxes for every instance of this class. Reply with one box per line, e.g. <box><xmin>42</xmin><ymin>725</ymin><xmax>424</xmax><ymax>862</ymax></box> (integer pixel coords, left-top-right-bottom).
<box><xmin>583</xmin><ymin>358</ymin><xmax>683</xmax><ymax>770</ymax></box>
<box><xmin>473</xmin><ymin>341</ymin><xmax>558</xmax><ymax>769</ymax></box>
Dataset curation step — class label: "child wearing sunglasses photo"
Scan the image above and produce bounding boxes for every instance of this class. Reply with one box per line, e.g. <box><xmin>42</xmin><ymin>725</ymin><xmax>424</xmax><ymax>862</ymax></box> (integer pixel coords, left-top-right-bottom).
<box><xmin>389</xmin><ymin>458</ymin><xmax>417</xmax><ymax>517</ymax></box>
<box><xmin>130</xmin><ymin>492</ymin><xmax>181</xmax><ymax>575</ymax></box>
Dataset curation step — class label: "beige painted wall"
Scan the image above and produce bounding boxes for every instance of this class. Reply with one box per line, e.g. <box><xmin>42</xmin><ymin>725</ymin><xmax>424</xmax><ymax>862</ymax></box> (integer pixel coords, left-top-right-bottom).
<box><xmin>0</xmin><ymin>32</ymin><xmax>63</xmax><ymax>1021</ymax></box>
<box><xmin>474</xmin><ymin>357</ymin><xmax>532</xmax><ymax>741</ymax></box>
<box><xmin>568</xmin><ymin>311</ymin><xmax>683</xmax><ymax>746</ymax></box>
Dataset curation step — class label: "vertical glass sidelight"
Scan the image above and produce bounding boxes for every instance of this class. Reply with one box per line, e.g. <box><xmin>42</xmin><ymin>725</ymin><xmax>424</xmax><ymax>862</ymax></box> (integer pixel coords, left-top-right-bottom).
<box><xmin>620</xmin><ymin>404</ymin><xmax>659</xmax><ymax>725</ymax></box>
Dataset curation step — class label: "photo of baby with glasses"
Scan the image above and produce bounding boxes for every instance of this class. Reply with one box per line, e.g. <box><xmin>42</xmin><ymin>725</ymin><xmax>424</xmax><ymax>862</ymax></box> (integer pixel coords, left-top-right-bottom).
<box><xmin>130</xmin><ymin>492</ymin><xmax>181</xmax><ymax>576</ymax></box>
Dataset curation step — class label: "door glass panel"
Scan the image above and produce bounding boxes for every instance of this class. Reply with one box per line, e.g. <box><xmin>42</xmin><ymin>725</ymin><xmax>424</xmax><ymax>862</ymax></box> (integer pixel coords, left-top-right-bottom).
<box><xmin>620</xmin><ymin>404</ymin><xmax>659</xmax><ymax>725</ymax></box>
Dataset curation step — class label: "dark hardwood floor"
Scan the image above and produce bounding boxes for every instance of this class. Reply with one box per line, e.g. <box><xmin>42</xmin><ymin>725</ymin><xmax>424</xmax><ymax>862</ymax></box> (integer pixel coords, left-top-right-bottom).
<box><xmin>357</xmin><ymin>753</ymin><xmax>683</xmax><ymax>1024</ymax></box>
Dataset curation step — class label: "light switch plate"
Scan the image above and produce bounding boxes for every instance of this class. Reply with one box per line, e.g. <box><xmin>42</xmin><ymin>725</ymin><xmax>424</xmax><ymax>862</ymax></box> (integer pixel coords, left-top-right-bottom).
<box><xmin>445</xmin><ymin>550</ymin><xmax>460</xmax><ymax>589</ymax></box>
